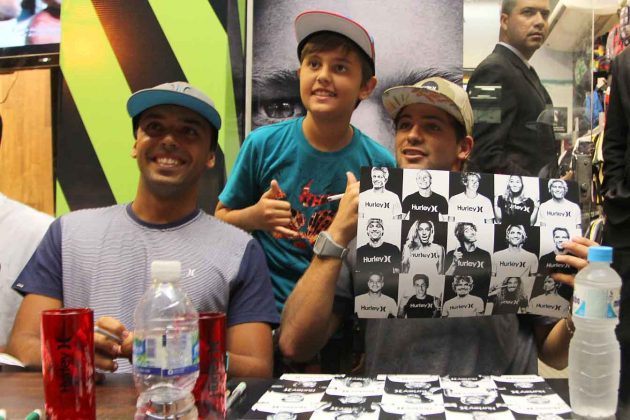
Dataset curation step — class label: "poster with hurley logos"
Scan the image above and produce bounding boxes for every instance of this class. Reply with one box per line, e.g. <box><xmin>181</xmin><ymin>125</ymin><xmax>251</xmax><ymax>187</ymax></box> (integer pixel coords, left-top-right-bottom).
<box><xmin>355</xmin><ymin>167</ymin><xmax>581</xmax><ymax>320</ymax></box>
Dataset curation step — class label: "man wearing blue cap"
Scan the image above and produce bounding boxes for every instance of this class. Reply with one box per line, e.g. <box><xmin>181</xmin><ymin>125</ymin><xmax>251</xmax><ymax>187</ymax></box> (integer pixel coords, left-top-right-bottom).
<box><xmin>7</xmin><ymin>82</ymin><xmax>279</xmax><ymax>378</ymax></box>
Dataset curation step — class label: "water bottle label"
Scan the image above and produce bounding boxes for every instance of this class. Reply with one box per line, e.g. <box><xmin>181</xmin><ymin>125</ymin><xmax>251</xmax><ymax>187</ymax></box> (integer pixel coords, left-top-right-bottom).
<box><xmin>572</xmin><ymin>285</ymin><xmax>620</xmax><ymax>320</ymax></box>
<box><xmin>133</xmin><ymin>331</ymin><xmax>200</xmax><ymax>376</ymax></box>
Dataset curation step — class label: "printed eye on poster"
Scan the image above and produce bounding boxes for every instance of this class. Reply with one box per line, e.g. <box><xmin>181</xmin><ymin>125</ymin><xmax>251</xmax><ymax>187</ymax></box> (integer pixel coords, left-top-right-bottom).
<box><xmin>355</xmin><ymin>167</ymin><xmax>581</xmax><ymax>320</ymax></box>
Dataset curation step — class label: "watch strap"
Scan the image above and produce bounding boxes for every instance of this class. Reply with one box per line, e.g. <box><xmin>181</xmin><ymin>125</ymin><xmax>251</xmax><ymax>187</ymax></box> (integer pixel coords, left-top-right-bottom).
<box><xmin>314</xmin><ymin>231</ymin><xmax>348</xmax><ymax>259</ymax></box>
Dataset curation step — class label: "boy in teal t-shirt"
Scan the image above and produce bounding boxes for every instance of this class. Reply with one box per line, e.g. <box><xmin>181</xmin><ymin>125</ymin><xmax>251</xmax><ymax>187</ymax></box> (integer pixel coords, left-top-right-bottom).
<box><xmin>216</xmin><ymin>10</ymin><xmax>395</xmax><ymax>310</ymax></box>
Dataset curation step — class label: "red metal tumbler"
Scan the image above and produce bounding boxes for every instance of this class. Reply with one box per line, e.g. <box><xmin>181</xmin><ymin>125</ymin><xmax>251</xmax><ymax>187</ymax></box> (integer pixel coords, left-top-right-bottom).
<box><xmin>193</xmin><ymin>312</ymin><xmax>227</xmax><ymax>419</ymax></box>
<box><xmin>41</xmin><ymin>308</ymin><xmax>96</xmax><ymax>420</ymax></box>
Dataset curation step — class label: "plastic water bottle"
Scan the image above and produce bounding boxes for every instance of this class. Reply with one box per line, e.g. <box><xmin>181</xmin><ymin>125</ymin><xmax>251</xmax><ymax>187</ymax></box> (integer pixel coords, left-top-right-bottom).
<box><xmin>133</xmin><ymin>260</ymin><xmax>200</xmax><ymax>419</ymax></box>
<box><xmin>569</xmin><ymin>246</ymin><xmax>621</xmax><ymax>419</ymax></box>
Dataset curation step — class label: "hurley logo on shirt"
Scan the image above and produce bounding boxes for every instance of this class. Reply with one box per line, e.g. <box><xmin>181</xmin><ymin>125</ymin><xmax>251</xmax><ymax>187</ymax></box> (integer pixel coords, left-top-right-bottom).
<box><xmin>457</xmin><ymin>205</ymin><xmax>484</xmax><ymax>212</ymax></box>
<box><xmin>457</xmin><ymin>260</ymin><xmax>485</xmax><ymax>269</ymax></box>
<box><xmin>365</xmin><ymin>201</ymin><xmax>390</xmax><ymax>209</ymax></box>
<box><xmin>411</xmin><ymin>251</ymin><xmax>439</xmax><ymax>259</ymax></box>
<box><xmin>411</xmin><ymin>204</ymin><xmax>439</xmax><ymax>212</ymax></box>
<box><xmin>409</xmin><ymin>302</ymin><xmax>433</xmax><ymax>309</ymax></box>
<box><xmin>450</xmin><ymin>303</ymin><xmax>476</xmax><ymax>310</ymax></box>
<box><xmin>361</xmin><ymin>305</ymin><xmax>387</xmax><ymax>312</ymax></box>
<box><xmin>545</xmin><ymin>210</ymin><xmax>572</xmax><ymax>217</ymax></box>
<box><xmin>499</xmin><ymin>261</ymin><xmax>526</xmax><ymax>268</ymax></box>
<box><xmin>534</xmin><ymin>302</ymin><xmax>564</xmax><ymax>311</ymax></box>
<box><xmin>362</xmin><ymin>255</ymin><xmax>392</xmax><ymax>263</ymax></box>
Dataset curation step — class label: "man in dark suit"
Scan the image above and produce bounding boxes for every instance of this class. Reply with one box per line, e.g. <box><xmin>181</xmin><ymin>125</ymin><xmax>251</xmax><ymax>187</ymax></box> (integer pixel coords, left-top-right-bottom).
<box><xmin>467</xmin><ymin>0</ymin><xmax>555</xmax><ymax>176</ymax></box>
<box><xmin>602</xmin><ymin>46</ymin><xmax>630</xmax><ymax>408</ymax></box>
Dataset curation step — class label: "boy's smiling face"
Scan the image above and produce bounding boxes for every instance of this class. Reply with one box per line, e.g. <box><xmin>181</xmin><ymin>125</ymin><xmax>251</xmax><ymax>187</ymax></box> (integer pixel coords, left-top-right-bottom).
<box><xmin>297</xmin><ymin>46</ymin><xmax>375</xmax><ymax>122</ymax></box>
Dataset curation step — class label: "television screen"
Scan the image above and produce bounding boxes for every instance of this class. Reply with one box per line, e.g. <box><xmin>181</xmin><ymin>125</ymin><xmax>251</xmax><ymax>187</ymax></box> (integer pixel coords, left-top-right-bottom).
<box><xmin>0</xmin><ymin>0</ymin><xmax>60</xmax><ymax>69</ymax></box>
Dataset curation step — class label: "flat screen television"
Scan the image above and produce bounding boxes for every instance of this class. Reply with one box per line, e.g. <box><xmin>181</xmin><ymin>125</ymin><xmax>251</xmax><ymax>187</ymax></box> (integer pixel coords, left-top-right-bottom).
<box><xmin>0</xmin><ymin>0</ymin><xmax>60</xmax><ymax>70</ymax></box>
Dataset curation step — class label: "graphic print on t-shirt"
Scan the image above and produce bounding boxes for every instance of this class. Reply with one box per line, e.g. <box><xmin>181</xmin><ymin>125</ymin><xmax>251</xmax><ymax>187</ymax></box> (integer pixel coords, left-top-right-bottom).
<box><xmin>271</xmin><ymin>179</ymin><xmax>339</xmax><ymax>249</ymax></box>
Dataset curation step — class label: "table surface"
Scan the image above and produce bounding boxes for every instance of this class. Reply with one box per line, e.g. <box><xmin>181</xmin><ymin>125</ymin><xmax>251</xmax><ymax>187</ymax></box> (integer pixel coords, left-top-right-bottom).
<box><xmin>0</xmin><ymin>371</ymin><xmax>575</xmax><ymax>419</ymax></box>
<box><xmin>0</xmin><ymin>370</ymin><xmax>273</xmax><ymax>419</ymax></box>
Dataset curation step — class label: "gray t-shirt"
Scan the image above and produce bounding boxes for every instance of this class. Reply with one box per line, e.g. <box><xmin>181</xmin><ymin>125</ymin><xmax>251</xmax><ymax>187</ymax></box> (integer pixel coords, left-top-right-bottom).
<box><xmin>14</xmin><ymin>204</ymin><xmax>280</xmax><ymax>372</ymax></box>
<box><xmin>336</xmin><ymin>242</ymin><xmax>555</xmax><ymax>376</ymax></box>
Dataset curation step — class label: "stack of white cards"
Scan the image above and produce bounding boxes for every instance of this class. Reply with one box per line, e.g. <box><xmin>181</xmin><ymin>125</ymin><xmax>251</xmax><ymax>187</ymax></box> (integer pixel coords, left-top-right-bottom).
<box><xmin>245</xmin><ymin>374</ymin><xmax>572</xmax><ymax>419</ymax></box>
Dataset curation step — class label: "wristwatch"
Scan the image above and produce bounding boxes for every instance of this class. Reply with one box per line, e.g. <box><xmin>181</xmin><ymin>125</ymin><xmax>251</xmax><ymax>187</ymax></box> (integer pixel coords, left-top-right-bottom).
<box><xmin>313</xmin><ymin>231</ymin><xmax>348</xmax><ymax>259</ymax></box>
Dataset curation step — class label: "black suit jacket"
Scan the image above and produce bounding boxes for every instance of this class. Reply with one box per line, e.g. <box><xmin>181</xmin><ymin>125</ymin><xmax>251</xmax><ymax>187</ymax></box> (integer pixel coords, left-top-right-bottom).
<box><xmin>603</xmin><ymin>47</ymin><xmax>630</xmax><ymax>226</ymax></box>
<box><xmin>467</xmin><ymin>44</ymin><xmax>556</xmax><ymax>176</ymax></box>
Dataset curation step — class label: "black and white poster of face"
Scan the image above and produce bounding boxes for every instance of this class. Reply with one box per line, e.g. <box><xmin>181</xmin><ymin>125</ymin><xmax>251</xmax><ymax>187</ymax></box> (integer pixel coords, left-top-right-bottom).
<box><xmin>247</xmin><ymin>375</ymin><xmax>333</xmax><ymax>418</ymax></box>
<box><xmin>316</xmin><ymin>377</ymin><xmax>383</xmax><ymax>420</ymax></box>
<box><xmin>448</xmin><ymin>172</ymin><xmax>495</xmax><ymax>225</ymax></box>
<box><xmin>358</xmin><ymin>167</ymin><xmax>404</xmax><ymax>247</ymax></box>
<box><xmin>536</xmin><ymin>178</ymin><xmax>581</xmax><ymax>230</ymax></box>
<box><xmin>250</xmin><ymin>1</ymin><xmax>463</xmax><ymax>151</ymax></box>
<box><xmin>527</xmin><ymin>275</ymin><xmax>571</xmax><ymax>318</ymax></box>
<box><xmin>378</xmin><ymin>375</ymin><xmax>445</xmax><ymax>418</ymax></box>
<box><xmin>396</xmin><ymin>169</ymin><xmax>450</xmax><ymax>310</ymax></box>
<box><xmin>493</xmin><ymin>175</ymin><xmax>541</xmax><ymax>227</ymax></box>
<box><xmin>494</xmin><ymin>376</ymin><xmax>572</xmax><ymax>418</ymax></box>
<box><xmin>354</xmin><ymin>271</ymin><xmax>400</xmax><ymax>319</ymax></box>
<box><xmin>326</xmin><ymin>377</ymin><xmax>385</xmax><ymax>397</ymax></box>
<box><xmin>445</xmin><ymin>221</ymin><xmax>494</xmax><ymax>278</ymax></box>
<box><xmin>485</xmin><ymin>225</ymin><xmax>538</xmax><ymax>316</ymax></box>
<box><xmin>537</xmin><ymin>225</ymin><xmax>581</xmax><ymax>277</ymax></box>
<box><xmin>396</xmin><ymin>272</ymin><xmax>445</xmax><ymax>320</ymax></box>
<box><xmin>441</xmin><ymin>376</ymin><xmax>511</xmax><ymax>419</ymax></box>
<box><xmin>312</xmin><ymin>394</ymin><xmax>382</xmax><ymax>419</ymax></box>
<box><xmin>401</xmin><ymin>169</ymin><xmax>450</xmax><ymax>227</ymax></box>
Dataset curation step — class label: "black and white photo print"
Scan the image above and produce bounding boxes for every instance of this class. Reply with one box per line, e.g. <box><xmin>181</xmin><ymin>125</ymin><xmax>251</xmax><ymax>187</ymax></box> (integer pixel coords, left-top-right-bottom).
<box><xmin>354</xmin><ymin>271</ymin><xmax>399</xmax><ymax>319</ymax></box>
<box><xmin>536</xmin><ymin>178</ymin><xmax>581</xmax><ymax>230</ymax></box>
<box><xmin>441</xmin><ymin>275</ymin><xmax>487</xmax><ymax>318</ymax></box>
<box><xmin>359</xmin><ymin>167</ymin><xmax>404</xmax><ymax>221</ymax></box>
<box><xmin>538</xmin><ymin>226</ymin><xmax>582</xmax><ymax>277</ymax></box>
<box><xmin>357</xmin><ymin>168</ymin><xmax>581</xmax><ymax>320</ymax></box>
<box><xmin>493</xmin><ymin>174</ymin><xmax>541</xmax><ymax>226</ymax></box>
<box><xmin>379</xmin><ymin>375</ymin><xmax>444</xmax><ymax>418</ymax></box>
<box><xmin>356</xmin><ymin>217</ymin><xmax>402</xmax><ymax>274</ymax></box>
<box><xmin>528</xmin><ymin>274</ymin><xmax>571</xmax><ymax>317</ymax></box>
<box><xmin>486</xmin><ymin>276</ymin><xmax>534</xmax><ymax>315</ymax></box>
<box><xmin>401</xmin><ymin>219</ymin><xmax>446</xmax><ymax>276</ymax></box>
<box><xmin>491</xmin><ymin>224</ymin><xmax>540</xmax><ymax>280</ymax></box>
<box><xmin>445</xmin><ymin>221</ymin><xmax>494</xmax><ymax>280</ymax></box>
<box><xmin>247</xmin><ymin>375</ymin><xmax>332</xmax><ymax>418</ymax></box>
<box><xmin>401</xmin><ymin>169</ymin><xmax>450</xmax><ymax>225</ymax></box>
<box><xmin>495</xmin><ymin>376</ymin><xmax>572</xmax><ymax>418</ymax></box>
<box><xmin>397</xmin><ymin>274</ymin><xmax>444</xmax><ymax>319</ymax></box>
<box><xmin>448</xmin><ymin>171</ymin><xmax>495</xmax><ymax>224</ymax></box>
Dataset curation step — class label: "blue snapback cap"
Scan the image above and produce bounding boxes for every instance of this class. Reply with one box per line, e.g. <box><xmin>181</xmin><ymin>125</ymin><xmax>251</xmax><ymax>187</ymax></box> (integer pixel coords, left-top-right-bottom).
<box><xmin>127</xmin><ymin>81</ymin><xmax>222</xmax><ymax>131</ymax></box>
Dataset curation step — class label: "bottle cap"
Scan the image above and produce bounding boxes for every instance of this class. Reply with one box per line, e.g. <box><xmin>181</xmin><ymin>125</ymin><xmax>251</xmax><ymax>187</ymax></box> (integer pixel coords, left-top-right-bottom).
<box><xmin>587</xmin><ymin>246</ymin><xmax>613</xmax><ymax>263</ymax></box>
<box><xmin>151</xmin><ymin>260</ymin><xmax>181</xmax><ymax>282</ymax></box>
